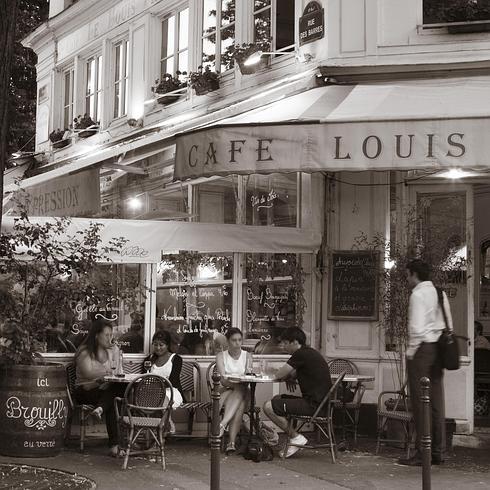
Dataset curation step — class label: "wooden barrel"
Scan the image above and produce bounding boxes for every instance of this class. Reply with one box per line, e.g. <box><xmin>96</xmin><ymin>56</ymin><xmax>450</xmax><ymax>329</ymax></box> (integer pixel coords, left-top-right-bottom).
<box><xmin>0</xmin><ymin>364</ymin><xmax>68</xmax><ymax>457</ymax></box>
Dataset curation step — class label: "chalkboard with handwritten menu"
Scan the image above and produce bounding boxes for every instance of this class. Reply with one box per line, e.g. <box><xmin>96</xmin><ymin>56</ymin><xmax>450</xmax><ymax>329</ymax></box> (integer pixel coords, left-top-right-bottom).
<box><xmin>328</xmin><ymin>251</ymin><xmax>379</xmax><ymax>321</ymax></box>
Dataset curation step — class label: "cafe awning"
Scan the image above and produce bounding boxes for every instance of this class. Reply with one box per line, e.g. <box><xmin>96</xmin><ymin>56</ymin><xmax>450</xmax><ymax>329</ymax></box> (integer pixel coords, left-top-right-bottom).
<box><xmin>1</xmin><ymin>216</ymin><xmax>321</xmax><ymax>263</ymax></box>
<box><xmin>174</xmin><ymin>76</ymin><xmax>490</xmax><ymax>181</ymax></box>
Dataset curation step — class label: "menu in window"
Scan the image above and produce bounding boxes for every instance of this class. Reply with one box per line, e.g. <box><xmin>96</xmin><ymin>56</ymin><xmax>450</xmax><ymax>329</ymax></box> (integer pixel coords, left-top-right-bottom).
<box><xmin>328</xmin><ymin>251</ymin><xmax>379</xmax><ymax>321</ymax></box>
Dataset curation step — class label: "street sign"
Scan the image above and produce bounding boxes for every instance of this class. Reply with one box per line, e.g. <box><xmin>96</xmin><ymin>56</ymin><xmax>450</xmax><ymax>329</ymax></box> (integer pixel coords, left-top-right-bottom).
<box><xmin>299</xmin><ymin>1</ymin><xmax>325</xmax><ymax>46</ymax></box>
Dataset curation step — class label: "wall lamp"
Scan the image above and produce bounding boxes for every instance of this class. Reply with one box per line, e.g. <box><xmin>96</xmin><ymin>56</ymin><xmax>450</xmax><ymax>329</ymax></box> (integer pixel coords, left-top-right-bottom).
<box><xmin>127</xmin><ymin>117</ymin><xmax>144</xmax><ymax>128</ymax></box>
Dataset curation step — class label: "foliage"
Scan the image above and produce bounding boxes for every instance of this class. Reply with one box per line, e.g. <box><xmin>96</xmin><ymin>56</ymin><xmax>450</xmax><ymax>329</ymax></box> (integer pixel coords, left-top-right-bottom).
<box><xmin>353</xmin><ymin>204</ymin><xmax>467</xmax><ymax>384</ymax></box>
<box><xmin>188</xmin><ymin>66</ymin><xmax>220</xmax><ymax>94</ymax></box>
<box><xmin>74</xmin><ymin>114</ymin><xmax>98</xmax><ymax>130</ymax></box>
<box><xmin>424</xmin><ymin>0</ymin><xmax>490</xmax><ymax>23</ymax></box>
<box><xmin>48</xmin><ymin>129</ymin><xmax>67</xmax><ymax>143</ymax></box>
<box><xmin>231</xmin><ymin>40</ymin><xmax>272</xmax><ymax>66</ymax></box>
<box><xmin>151</xmin><ymin>72</ymin><xmax>188</xmax><ymax>95</ymax></box>
<box><xmin>0</xmin><ymin>205</ymin><xmax>128</xmax><ymax>365</ymax></box>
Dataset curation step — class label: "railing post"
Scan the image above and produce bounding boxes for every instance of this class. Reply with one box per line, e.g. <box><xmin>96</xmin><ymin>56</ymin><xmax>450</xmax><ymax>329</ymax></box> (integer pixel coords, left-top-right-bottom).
<box><xmin>210</xmin><ymin>369</ymin><xmax>221</xmax><ymax>490</ymax></box>
<box><xmin>420</xmin><ymin>376</ymin><xmax>431</xmax><ymax>490</ymax></box>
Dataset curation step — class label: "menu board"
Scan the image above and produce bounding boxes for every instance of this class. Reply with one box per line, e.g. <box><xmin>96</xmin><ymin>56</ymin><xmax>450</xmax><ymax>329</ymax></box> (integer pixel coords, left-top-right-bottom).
<box><xmin>328</xmin><ymin>251</ymin><xmax>379</xmax><ymax>321</ymax></box>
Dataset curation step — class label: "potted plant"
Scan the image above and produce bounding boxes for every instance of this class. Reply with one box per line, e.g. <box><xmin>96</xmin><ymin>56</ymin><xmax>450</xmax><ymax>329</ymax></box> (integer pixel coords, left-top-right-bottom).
<box><xmin>441</xmin><ymin>0</ymin><xmax>490</xmax><ymax>33</ymax></box>
<box><xmin>49</xmin><ymin>128</ymin><xmax>71</xmax><ymax>149</ymax></box>
<box><xmin>151</xmin><ymin>72</ymin><xmax>188</xmax><ymax>105</ymax></box>
<box><xmin>0</xmin><ymin>209</ymin><xmax>125</xmax><ymax>457</ymax></box>
<box><xmin>74</xmin><ymin>114</ymin><xmax>99</xmax><ymax>138</ymax></box>
<box><xmin>188</xmin><ymin>66</ymin><xmax>220</xmax><ymax>96</ymax></box>
<box><xmin>231</xmin><ymin>40</ymin><xmax>272</xmax><ymax>75</ymax></box>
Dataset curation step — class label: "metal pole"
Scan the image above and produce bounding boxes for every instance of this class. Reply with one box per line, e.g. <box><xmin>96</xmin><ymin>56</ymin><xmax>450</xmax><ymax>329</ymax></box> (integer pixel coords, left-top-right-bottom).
<box><xmin>420</xmin><ymin>376</ymin><xmax>431</xmax><ymax>490</ymax></box>
<box><xmin>210</xmin><ymin>369</ymin><xmax>221</xmax><ymax>490</ymax></box>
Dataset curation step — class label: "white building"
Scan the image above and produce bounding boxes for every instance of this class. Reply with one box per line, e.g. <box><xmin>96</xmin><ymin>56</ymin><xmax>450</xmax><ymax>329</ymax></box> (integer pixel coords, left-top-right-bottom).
<box><xmin>7</xmin><ymin>0</ymin><xmax>490</xmax><ymax>435</ymax></box>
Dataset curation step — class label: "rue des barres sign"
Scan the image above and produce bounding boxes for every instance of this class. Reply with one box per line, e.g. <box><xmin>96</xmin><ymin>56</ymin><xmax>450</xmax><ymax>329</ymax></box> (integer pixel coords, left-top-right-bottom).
<box><xmin>299</xmin><ymin>1</ymin><xmax>325</xmax><ymax>46</ymax></box>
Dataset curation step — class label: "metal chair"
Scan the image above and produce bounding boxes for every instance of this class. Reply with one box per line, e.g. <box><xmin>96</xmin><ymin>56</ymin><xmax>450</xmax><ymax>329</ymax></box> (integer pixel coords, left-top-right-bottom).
<box><xmin>115</xmin><ymin>374</ymin><xmax>173</xmax><ymax>470</ymax></box>
<box><xmin>328</xmin><ymin>358</ymin><xmax>366</xmax><ymax>444</ymax></box>
<box><xmin>376</xmin><ymin>379</ymin><xmax>414</xmax><ymax>459</ymax></box>
<box><xmin>176</xmin><ymin>360</ymin><xmax>211</xmax><ymax>436</ymax></box>
<box><xmin>65</xmin><ymin>363</ymin><xmax>96</xmax><ymax>452</ymax></box>
<box><xmin>282</xmin><ymin>372</ymin><xmax>346</xmax><ymax>463</ymax></box>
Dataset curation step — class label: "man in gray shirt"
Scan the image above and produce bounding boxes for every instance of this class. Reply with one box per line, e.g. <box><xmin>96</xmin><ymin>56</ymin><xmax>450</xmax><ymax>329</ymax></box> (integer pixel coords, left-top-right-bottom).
<box><xmin>399</xmin><ymin>259</ymin><xmax>452</xmax><ymax>466</ymax></box>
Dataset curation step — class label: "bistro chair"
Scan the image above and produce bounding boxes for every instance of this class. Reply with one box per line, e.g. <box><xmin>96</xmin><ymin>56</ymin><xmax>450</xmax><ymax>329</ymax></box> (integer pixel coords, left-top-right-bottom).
<box><xmin>328</xmin><ymin>358</ymin><xmax>366</xmax><ymax>444</ymax></box>
<box><xmin>115</xmin><ymin>374</ymin><xmax>173</xmax><ymax>470</ymax></box>
<box><xmin>282</xmin><ymin>372</ymin><xmax>346</xmax><ymax>463</ymax></box>
<box><xmin>176</xmin><ymin>360</ymin><xmax>211</xmax><ymax>436</ymax></box>
<box><xmin>376</xmin><ymin>379</ymin><xmax>414</xmax><ymax>459</ymax></box>
<box><xmin>65</xmin><ymin>363</ymin><xmax>96</xmax><ymax>452</ymax></box>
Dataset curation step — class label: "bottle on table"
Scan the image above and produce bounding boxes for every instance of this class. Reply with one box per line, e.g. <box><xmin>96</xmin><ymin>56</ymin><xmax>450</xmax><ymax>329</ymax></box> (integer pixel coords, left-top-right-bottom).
<box><xmin>246</xmin><ymin>353</ymin><xmax>254</xmax><ymax>375</ymax></box>
<box><xmin>116</xmin><ymin>349</ymin><xmax>125</xmax><ymax>377</ymax></box>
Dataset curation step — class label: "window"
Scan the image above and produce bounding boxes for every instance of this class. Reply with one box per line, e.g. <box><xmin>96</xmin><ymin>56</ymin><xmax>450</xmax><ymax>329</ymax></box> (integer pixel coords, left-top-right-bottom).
<box><xmin>62</xmin><ymin>68</ymin><xmax>74</xmax><ymax>129</ymax></box>
<box><xmin>114</xmin><ymin>40</ymin><xmax>129</xmax><ymax>119</ymax></box>
<box><xmin>161</xmin><ymin>8</ymin><xmax>189</xmax><ymax>76</ymax></box>
<box><xmin>423</xmin><ymin>0</ymin><xmax>490</xmax><ymax>24</ymax></box>
<box><xmin>194</xmin><ymin>176</ymin><xmax>238</xmax><ymax>224</ymax></box>
<box><xmin>202</xmin><ymin>0</ymin><xmax>235</xmax><ymax>72</ymax></box>
<box><xmin>85</xmin><ymin>55</ymin><xmax>103</xmax><ymax>123</ymax></box>
<box><xmin>253</xmin><ymin>0</ymin><xmax>295</xmax><ymax>55</ymax></box>
<box><xmin>45</xmin><ymin>264</ymin><xmax>148</xmax><ymax>354</ymax></box>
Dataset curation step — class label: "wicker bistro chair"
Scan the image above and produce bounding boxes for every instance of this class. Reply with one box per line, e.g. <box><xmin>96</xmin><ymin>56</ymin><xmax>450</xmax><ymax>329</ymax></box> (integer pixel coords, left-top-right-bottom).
<box><xmin>376</xmin><ymin>380</ymin><xmax>414</xmax><ymax>459</ymax></box>
<box><xmin>115</xmin><ymin>374</ymin><xmax>174</xmax><ymax>470</ymax></box>
<box><xmin>65</xmin><ymin>363</ymin><xmax>96</xmax><ymax>452</ymax></box>
<box><xmin>282</xmin><ymin>372</ymin><xmax>346</xmax><ymax>463</ymax></box>
<box><xmin>328</xmin><ymin>358</ymin><xmax>366</xmax><ymax>444</ymax></box>
<box><xmin>177</xmin><ymin>360</ymin><xmax>212</xmax><ymax>436</ymax></box>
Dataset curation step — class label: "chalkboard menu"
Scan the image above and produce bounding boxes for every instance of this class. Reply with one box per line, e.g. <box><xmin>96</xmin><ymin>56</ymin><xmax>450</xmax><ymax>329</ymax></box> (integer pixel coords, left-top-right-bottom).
<box><xmin>328</xmin><ymin>251</ymin><xmax>379</xmax><ymax>321</ymax></box>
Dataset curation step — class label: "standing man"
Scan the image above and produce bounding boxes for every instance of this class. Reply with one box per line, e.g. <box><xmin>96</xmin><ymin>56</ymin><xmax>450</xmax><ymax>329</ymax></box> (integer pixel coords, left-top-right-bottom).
<box><xmin>263</xmin><ymin>327</ymin><xmax>332</xmax><ymax>458</ymax></box>
<box><xmin>400</xmin><ymin>259</ymin><xmax>452</xmax><ymax>466</ymax></box>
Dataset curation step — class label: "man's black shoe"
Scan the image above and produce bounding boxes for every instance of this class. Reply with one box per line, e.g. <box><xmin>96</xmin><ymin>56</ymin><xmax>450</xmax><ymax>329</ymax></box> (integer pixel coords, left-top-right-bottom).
<box><xmin>397</xmin><ymin>455</ymin><xmax>422</xmax><ymax>466</ymax></box>
<box><xmin>431</xmin><ymin>455</ymin><xmax>444</xmax><ymax>465</ymax></box>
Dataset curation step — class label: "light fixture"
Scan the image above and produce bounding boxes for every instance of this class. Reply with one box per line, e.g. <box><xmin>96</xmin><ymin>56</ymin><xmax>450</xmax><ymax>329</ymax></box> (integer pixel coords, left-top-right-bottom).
<box><xmin>127</xmin><ymin>196</ymin><xmax>143</xmax><ymax>210</ymax></box>
<box><xmin>127</xmin><ymin>117</ymin><xmax>143</xmax><ymax>128</ymax></box>
<box><xmin>438</xmin><ymin>168</ymin><xmax>474</xmax><ymax>179</ymax></box>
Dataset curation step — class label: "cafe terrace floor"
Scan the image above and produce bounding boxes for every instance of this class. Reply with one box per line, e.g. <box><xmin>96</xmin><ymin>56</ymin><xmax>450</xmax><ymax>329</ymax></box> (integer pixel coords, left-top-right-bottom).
<box><xmin>1</xmin><ymin>433</ymin><xmax>490</xmax><ymax>490</ymax></box>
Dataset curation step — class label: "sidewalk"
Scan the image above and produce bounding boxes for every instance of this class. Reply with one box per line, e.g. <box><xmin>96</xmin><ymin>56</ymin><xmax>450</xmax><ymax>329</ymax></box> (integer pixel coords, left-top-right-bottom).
<box><xmin>1</xmin><ymin>436</ymin><xmax>490</xmax><ymax>490</ymax></box>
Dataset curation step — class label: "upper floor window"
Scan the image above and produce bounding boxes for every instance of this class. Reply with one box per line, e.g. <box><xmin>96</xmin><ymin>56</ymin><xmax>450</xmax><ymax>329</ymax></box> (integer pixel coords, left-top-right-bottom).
<box><xmin>161</xmin><ymin>7</ymin><xmax>189</xmax><ymax>76</ymax></box>
<box><xmin>114</xmin><ymin>40</ymin><xmax>129</xmax><ymax>119</ymax></box>
<box><xmin>423</xmin><ymin>0</ymin><xmax>490</xmax><ymax>24</ymax></box>
<box><xmin>85</xmin><ymin>55</ymin><xmax>103</xmax><ymax>123</ymax></box>
<box><xmin>62</xmin><ymin>68</ymin><xmax>74</xmax><ymax>130</ymax></box>
<box><xmin>202</xmin><ymin>0</ymin><xmax>235</xmax><ymax>72</ymax></box>
<box><xmin>253</xmin><ymin>0</ymin><xmax>295</xmax><ymax>54</ymax></box>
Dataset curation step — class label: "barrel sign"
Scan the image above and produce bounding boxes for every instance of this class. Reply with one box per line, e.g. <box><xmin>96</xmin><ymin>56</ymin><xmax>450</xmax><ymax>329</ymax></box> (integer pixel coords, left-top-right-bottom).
<box><xmin>0</xmin><ymin>364</ymin><xmax>68</xmax><ymax>457</ymax></box>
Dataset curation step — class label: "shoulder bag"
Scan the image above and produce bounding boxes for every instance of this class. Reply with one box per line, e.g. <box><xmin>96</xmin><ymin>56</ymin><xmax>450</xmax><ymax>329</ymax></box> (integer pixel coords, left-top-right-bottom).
<box><xmin>436</xmin><ymin>287</ymin><xmax>460</xmax><ymax>370</ymax></box>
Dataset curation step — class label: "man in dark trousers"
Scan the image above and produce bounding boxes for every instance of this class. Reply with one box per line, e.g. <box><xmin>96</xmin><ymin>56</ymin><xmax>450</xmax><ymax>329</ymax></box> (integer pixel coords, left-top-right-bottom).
<box><xmin>263</xmin><ymin>327</ymin><xmax>332</xmax><ymax>458</ymax></box>
<box><xmin>400</xmin><ymin>259</ymin><xmax>452</xmax><ymax>466</ymax></box>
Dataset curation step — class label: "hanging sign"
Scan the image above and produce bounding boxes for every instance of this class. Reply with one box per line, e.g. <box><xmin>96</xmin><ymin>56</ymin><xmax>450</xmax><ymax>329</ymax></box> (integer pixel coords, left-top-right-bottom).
<box><xmin>299</xmin><ymin>1</ymin><xmax>325</xmax><ymax>46</ymax></box>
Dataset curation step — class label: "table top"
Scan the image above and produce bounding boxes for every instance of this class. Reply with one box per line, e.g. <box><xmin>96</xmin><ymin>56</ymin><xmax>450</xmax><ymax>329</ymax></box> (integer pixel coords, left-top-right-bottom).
<box><xmin>226</xmin><ymin>374</ymin><xmax>278</xmax><ymax>383</ymax></box>
<box><xmin>332</xmin><ymin>374</ymin><xmax>375</xmax><ymax>383</ymax></box>
<box><xmin>103</xmin><ymin>374</ymin><xmax>141</xmax><ymax>383</ymax></box>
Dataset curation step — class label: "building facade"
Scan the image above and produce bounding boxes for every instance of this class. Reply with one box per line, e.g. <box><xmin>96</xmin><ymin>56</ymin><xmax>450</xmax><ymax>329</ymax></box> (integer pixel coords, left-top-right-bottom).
<box><xmin>7</xmin><ymin>0</ymin><xmax>490</xmax><ymax>434</ymax></box>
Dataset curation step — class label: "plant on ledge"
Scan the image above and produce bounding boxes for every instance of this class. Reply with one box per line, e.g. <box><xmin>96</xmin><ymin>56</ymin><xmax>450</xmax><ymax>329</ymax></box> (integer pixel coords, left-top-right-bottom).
<box><xmin>188</xmin><ymin>66</ymin><xmax>220</xmax><ymax>96</ymax></box>
<box><xmin>74</xmin><ymin>113</ymin><xmax>99</xmax><ymax>138</ymax></box>
<box><xmin>151</xmin><ymin>72</ymin><xmax>188</xmax><ymax>105</ymax></box>
<box><xmin>231</xmin><ymin>40</ymin><xmax>272</xmax><ymax>75</ymax></box>
<box><xmin>49</xmin><ymin>128</ymin><xmax>71</xmax><ymax>149</ymax></box>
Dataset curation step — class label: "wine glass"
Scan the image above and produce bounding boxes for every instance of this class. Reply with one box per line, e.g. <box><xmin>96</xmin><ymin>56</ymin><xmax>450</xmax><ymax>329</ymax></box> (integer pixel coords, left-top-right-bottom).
<box><xmin>144</xmin><ymin>360</ymin><xmax>152</xmax><ymax>374</ymax></box>
<box><xmin>110</xmin><ymin>358</ymin><xmax>117</xmax><ymax>377</ymax></box>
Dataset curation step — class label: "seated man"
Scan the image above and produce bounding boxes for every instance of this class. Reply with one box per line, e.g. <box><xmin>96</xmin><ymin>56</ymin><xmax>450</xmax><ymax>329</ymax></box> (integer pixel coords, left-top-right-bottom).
<box><xmin>263</xmin><ymin>327</ymin><xmax>332</xmax><ymax>458</ymax></box>
<box><xmin>475</xmin><ymin>321</ymin><xmax>490</xmax><ymax>350</ymax></box>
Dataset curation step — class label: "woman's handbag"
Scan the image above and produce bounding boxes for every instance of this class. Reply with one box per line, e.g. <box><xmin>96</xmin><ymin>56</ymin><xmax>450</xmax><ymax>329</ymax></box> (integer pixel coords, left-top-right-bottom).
<box><xmin>436</xmin><ymin>287</ymin><xmax>460</xmax><ymax>371</ymax></box>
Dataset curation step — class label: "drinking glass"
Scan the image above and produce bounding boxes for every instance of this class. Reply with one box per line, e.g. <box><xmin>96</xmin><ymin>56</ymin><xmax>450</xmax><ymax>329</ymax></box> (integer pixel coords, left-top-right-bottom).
<box><xmin>144</xmin><ymin>360</ymin><xmax>152</xmax><ymax>374</ymax></box>
<box><xmin>110</xmin><ymin>358</ymin><xmax>117</xmax><ymax>376</ymax></box>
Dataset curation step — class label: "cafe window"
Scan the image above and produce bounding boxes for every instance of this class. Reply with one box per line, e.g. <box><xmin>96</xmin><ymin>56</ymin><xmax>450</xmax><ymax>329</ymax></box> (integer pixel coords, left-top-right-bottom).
<box><xmin>85</xmin><ymin>55</ymin><xmax>103</xmax><ymax>123</ymax></box>
<box><xmin>113</xmin><ymin>39</ymin><xmax>129</xmax><ymax>119</ymax></box>
<box><xmin>45</xmin><ymin>264</ymin><xmax>148</xmax><ymax>354</ymax></box>
<box><xmin>245</xmin><ymin>173</ymin><xmax>298</xmax><ymax>227</ymax></box>
<box><xmin>243</xmin><ymin>253</ymin><xmax>305</xmax><ymax>353</ymax></box>
<box><xmin>201</xmin><ymin>0</ymin><xmax>235</xmax><ymax>72</ymax></box>
<box><xmin>156</xmin><ymin>253</ymin><xmax>233</xmax><ymax>355</ymax></box>
<box><xmin>253</xmin><ymin>0</ymin><xmax>295</xmax><ymax>56</ymax></box>
<box><xmin>62</xmin><ymin>67</ymin><xmax>75</xmax><ymax>129</ymax></box>
<box><xmin>194</xmin><ymin>176</ymin><xmax>238</xmax><ymax>224</ymax></box>
<box><xmin>161</xmin><ymin>7</ymin><xmax>189</xmax><ymax>77</ymax></box>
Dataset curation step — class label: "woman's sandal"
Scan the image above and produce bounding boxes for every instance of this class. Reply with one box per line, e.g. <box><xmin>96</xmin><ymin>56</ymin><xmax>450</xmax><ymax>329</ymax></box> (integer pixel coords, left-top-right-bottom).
<box><xmin>109</xmin><ymin>445</ymin><xmax>127</xmax><ymax>458</ymax></box>
<box><xmin>225</xmin><ymin>442</ymin><xmax>236</xmax><ymax>455</ymax></box>
<box><xmin>218</xmin><ymin>423</ymin><xmax>227</xmax><ymax>438</ymax></box>
<box><xmin>91</xmin><ymin>406</ymin><xmax>103</xmax><ymax>421</ymax></box>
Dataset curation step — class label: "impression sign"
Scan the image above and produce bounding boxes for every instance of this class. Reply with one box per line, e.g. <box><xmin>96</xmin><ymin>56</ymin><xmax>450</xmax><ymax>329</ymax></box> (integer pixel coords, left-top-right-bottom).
<box><xmin>299</xmin><ymin>1</ymin><xmax>325</xmax><ymax>46</ymax></box>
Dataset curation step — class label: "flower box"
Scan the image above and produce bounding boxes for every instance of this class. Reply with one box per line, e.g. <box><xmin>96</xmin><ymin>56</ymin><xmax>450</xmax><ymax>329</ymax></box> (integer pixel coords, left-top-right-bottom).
<box><xmin>447</xmin><ymin>20</ymin><xmax>490</xmax><ymax>33</ymax></box>
<box><xmin>51</xmin><ymin>138</ymin><xmax>71</xmax><ymax>149</ymax></box>
<box><xmin>237</xmin><ymin>56</ymin><xmax>270</xmax><ymax>75</ymax></box>
<box><xmin>77</xmin><ymin>125</ymin><xmax>99</xmax><ymax>138</ymax></box>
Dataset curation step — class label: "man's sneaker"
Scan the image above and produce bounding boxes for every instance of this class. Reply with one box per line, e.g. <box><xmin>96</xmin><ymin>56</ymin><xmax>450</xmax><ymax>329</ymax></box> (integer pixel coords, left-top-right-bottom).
<box><xmin>279</xmin><ymin>434</ymin><xmax>308</xmax><ymax>458</ymax></box>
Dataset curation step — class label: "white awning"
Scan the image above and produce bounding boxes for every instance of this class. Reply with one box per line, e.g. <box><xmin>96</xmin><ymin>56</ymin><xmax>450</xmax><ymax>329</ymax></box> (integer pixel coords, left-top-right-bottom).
<box><xmin>1</xmin><ymin>217</ymin><xmax>321</xmax><ymax>263</ymax></box>
<box><xmin>174</xmin><ymin>76</ymin><xmax>490</xmax><ymax>181</ymax></box>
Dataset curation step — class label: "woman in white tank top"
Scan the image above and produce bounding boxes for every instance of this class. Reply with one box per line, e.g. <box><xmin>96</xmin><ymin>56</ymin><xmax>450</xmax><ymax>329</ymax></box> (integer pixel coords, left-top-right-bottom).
<box><xmin>215</xmin><ymin>328</ymin><xmax>251</xmax><ymax>454</ymax></box>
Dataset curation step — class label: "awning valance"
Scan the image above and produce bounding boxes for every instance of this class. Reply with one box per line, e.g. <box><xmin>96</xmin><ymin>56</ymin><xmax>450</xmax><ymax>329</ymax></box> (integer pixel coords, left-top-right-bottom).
<box><xmin>1</xmin><ymin>217</ymin><xmax>321</xmax><ymax>263</ymax></box>
<box><xmin>174</xmin><ymin>77</ymin><xmax>490</xmax><ymax>181</ymax></box>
